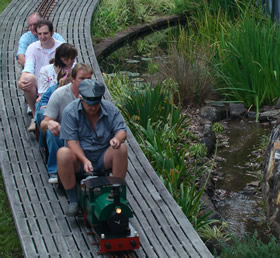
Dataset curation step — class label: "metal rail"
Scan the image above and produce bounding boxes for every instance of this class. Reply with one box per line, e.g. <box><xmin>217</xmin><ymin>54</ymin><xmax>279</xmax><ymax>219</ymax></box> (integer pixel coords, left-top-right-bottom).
<box><xmin>37</xmin><ymin>0</ymin><xmax>57</xmax><ymax>19</ymax></box>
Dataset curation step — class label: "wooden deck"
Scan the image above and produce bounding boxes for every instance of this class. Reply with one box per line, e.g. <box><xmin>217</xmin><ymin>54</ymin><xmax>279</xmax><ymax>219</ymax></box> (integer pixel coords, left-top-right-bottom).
<box><xmin>0</xmin><ymin>0</ymin><xmax>213</xmax><ymax>257</ymax></box>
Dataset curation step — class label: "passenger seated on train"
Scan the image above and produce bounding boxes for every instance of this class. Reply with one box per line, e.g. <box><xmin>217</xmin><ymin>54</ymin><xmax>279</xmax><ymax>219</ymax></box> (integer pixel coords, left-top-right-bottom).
<box><xmin>40</xmin><ymin>63</ymin><xmax>93</xmax><ymax>184</ymax></box>
<box><xmin>35</xmin><ymin>71</ymin><xmax>72</xmax><ymax>151</ymax></box>
<box><xmin>57</xmin><ymin>79</ymin><xmax>128</xmax><ymax>216</ymax></box>
<box><xmin>17</xmin><ymin>12</ymin><xmax>64</xmax><ymax>67</ymax></box>
<box><xmin>35</xmin><ymin>43</ymin><xmax>77</xmax><ymax>135</ymax></box>
<box><xmin>37</xmin><ymin>43</ymin><xmax>77</xmax><ymax>102</ymax></box>
<box><xmin>17</xmin><ymin>19</ymin><xmax>64</xmax><ymax>132</ymax></box>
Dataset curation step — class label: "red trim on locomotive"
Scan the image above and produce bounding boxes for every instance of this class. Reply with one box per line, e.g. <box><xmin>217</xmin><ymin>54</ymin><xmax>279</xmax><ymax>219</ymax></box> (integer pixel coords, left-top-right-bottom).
<box><xmin>99</xmin><ymin>235</ymin><xmax>140</xmax><ymax>254</ymax></box>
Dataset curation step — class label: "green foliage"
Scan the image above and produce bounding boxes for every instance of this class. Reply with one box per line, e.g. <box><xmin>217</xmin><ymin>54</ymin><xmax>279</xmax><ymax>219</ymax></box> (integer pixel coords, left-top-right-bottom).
<box><xmin>147</xmin><ymin>61</ymin><xmax>159</xmax><ymax>74</ymax></box>
<box><xmin>105</xmin><ymin>73</ymin><xmax>214</xmax><ymax>230</ymax></box>
<box><xmin>172</xmin><ymin>0</ymin><xmax>200</xmax><ymax>16</ymax></box>
<box><xmin>212</xmin><ymin>122</ymin><xmax>224</xmax><ymax>134</ymax></box>
<box><xmin>172</xmin><ymin>0</ymin><xmax>242</xmax><ymax>19</ymax></box>
<box><xmin>218</xmin><ymin>232</ymin><xmax>280</xmax><ymax>258</ymax></box>
<box><xmin>0</xmin><ymin>173</ymin><xmax>22</xmax><ymax>256</ymax></box>
<box><xmin>198</xmin><ymin>222</ymin><xmax>231</xmax><ymax>243</ymax></box>
<box><xmin>0</xmin><ymin>0</ymin><xmax>11</xmax><ymax>14</ymax></box>
<box><xmin>91</xmin><ymin>0</ymin><xmax>174</xmax><ymax>40</ymax></box>
<box><xmin>176</xmin><ymin>182</ymin><xmax>215</xmax><ymax>230</ymax></box>
<box><xmin>214</xmin><ymin>9</ymin><xmax>280</xmax><ymax>120</ymax></box>
<box><xmin>119</xmin><ymin>82</ymin><xmax>176</xmax><ymax>129</ymax></box>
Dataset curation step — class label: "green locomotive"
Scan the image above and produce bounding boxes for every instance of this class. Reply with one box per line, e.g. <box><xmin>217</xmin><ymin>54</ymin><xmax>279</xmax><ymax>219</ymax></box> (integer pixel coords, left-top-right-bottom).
<box><xmin>77</xmin><ymin>176</ymin><xmax>140</xmax><ymax>254</ymax></box>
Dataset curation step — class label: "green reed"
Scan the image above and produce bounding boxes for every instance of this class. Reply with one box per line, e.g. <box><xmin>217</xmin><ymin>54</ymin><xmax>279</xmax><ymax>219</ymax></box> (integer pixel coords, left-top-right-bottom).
<box><xmin>214</xmin><ymin>13</ymin><xmax>280</xmax><ymax>120</ymax></box>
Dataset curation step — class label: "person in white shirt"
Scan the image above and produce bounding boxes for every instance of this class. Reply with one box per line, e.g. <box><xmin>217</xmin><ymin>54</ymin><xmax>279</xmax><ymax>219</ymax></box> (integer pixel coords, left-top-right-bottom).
<box><xmin>17</xmin><ymin>19</ymin><xmax>63</xmax><ymax>131</ymax></box>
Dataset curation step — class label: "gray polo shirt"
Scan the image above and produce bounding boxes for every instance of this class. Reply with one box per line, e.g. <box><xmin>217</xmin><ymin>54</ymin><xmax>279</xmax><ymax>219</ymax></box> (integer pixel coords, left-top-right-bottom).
<box><xmin>44</xmin><ymin>83</ymin><xmax>76</xmax><ymax>123</ymax></box>
<box><xmin>60</xmin><ymin>99</ymin><xmax>127</xmax><ymax>161</ymax></box>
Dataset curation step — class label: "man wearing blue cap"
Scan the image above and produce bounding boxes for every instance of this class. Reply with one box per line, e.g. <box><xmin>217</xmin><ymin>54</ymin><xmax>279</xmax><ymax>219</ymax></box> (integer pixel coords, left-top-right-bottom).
<box><xmin>57</xmin><ymin>79</ymin><xmax>128</xmax><ymax>216</ymax></box>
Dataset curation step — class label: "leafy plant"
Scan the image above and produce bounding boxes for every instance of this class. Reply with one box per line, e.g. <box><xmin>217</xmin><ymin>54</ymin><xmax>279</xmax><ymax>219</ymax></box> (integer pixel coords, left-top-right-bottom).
<box><xmin>218</xmin><ymin>232</ymin><xmax>280</xmax><ymax>258</ymax></box>
<box><xmin>105</xmin><ymin>73</ymin><xmax>214</xmax><ymax>230</ymax></box>
<box><xmin>214</xmin><ymin>10</ymin><xmax>280</xmax><ymax>120</ymax></box>
<box><xmin>198</xmin><ymin>222</ymin><xmax>231</xmax><ymax>243</ymax></box>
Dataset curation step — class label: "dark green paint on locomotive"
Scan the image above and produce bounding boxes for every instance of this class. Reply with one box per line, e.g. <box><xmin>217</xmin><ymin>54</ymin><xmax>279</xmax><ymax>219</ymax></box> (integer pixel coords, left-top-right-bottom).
<box><xmin>77</xmin><ymin>176</ymin><xmax>133</xmax><ymax>226</ymax></box>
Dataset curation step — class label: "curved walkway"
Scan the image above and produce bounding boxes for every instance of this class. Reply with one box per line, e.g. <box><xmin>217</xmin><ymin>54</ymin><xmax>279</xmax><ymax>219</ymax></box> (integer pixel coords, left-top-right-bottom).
<box><xmin>0</xmin><ymin>0</ymin><xmax>212</xmax><ymax>257</ymax></box>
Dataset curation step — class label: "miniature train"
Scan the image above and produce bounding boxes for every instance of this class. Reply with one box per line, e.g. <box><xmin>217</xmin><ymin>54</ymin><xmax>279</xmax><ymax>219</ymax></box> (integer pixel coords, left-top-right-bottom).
<box><xmin>77</xmin><ymin>176</ymin><xmax>140</xmax><ymax>254</ymax></box>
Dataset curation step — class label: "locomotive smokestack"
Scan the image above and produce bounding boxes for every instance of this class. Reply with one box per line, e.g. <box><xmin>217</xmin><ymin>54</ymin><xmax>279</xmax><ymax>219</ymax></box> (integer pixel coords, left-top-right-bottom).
<box><xmin>112</xmin><ymin>184</ymin><xmax>121</xmax><ymax>204</ymax></box>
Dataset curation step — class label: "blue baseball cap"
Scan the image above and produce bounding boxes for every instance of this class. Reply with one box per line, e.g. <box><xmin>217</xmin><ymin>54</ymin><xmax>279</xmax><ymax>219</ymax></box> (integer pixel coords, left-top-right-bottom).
<box><xmin>79</xmin><ymin>79</ymin><xmax>105</xmax><ymax>105</ymax></box>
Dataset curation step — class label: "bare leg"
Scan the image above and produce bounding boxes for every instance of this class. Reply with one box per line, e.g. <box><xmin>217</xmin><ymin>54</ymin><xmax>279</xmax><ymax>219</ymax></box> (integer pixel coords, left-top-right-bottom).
<box><xmin>104</xmin><ymin>143</ymin><xmax>128</xmax><ymax>179</ymax></box>
<box><xmin>18</xmin><ymin>73</ymin><xmax>37</xmax><ymax>117</ymax></box>
<box><xmin>57</xmin><ymin>147</ymin><xmax>80</xmax><ymax>190</ymax></box>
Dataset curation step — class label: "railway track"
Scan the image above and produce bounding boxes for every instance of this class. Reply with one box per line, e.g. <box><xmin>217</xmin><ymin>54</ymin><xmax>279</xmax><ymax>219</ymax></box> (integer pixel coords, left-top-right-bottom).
<box><xmin>37</xmin><ymin>0</ymin><xmax>57</xmax><ymax>19</ymax></box>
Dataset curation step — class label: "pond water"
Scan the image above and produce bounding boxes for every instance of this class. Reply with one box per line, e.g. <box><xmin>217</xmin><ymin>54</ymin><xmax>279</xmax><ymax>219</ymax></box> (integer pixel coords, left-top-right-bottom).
<box><xmin>100</xmin><ymin>43</ymin><xmax>274</xmax><ymax>241</ymax></box>
<box><xmin>213</xmin><ymin>120</ymin><xmax>272</xmax><ymax>241</ymax></box>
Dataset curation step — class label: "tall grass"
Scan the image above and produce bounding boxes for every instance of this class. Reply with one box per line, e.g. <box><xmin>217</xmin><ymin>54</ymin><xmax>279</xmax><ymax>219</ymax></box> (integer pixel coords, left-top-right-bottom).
<box><xmin>156</xmin><ymin>27</ymin><xmax>216</xmax><ymax>107</ymax></box>
<box><xmin>91</xmin><ymin>0</ymin><xmax>174</xmax><ymax>41</ymax></box>
<box><xmin>214</xmin><ymin>12</ymin><xmax>280</xmax><ymax>119</ymax></box>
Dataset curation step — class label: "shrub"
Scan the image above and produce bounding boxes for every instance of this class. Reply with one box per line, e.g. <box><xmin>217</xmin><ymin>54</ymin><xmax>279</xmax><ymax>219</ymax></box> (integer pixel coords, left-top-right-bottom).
<box><xmin>218</xmin><ymin>232</ymin><xmax>280</xmax><ymax>258</ymax></box>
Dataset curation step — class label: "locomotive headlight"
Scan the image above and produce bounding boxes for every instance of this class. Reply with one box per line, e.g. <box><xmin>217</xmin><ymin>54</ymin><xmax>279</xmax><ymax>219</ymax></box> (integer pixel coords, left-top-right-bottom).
<box><xmin>116</xmin><ymin>207</ymin><xmax>122</xmax><ymax>214</ymax></box>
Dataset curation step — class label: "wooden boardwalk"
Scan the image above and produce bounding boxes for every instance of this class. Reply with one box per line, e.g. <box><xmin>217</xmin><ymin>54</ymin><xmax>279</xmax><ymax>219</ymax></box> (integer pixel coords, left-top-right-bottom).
<box><xmin>0</xmin><ymin>0</ymin><xmax>213</xmax><ymax>257</ymax></box>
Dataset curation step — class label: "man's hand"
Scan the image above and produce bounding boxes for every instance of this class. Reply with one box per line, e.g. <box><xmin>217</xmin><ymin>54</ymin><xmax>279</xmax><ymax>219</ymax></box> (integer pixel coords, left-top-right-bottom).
<box><xmin>47</xmin><ymin>120</ymin><xmax>61</xmax><ymax>136</ymax></box>
<box><xmin>36</xmin><ymin>94</ymin><xmax>42</xmax><ymax>103</ymax></box>
<box><xmin>83</xmin><ymin>159</ymin><xmax>94</xmax><ymax>174</ymax></box>
<box><xmin>18</xmin><ymin>79</ymin><xmax>33</xmax><ymax>91</ymax></box>
<box><xmin>110</xmin><ymin>137</ymin><xmax>122</xmax><ymax>149</ymax></box>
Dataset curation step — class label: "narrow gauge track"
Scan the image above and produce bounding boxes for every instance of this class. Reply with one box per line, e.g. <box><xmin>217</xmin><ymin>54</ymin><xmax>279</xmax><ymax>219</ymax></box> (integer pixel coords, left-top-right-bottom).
<box><xmin>37</xmin><ymin>0</ymin><xmax>57</xmax><ymax>19</ymax></box>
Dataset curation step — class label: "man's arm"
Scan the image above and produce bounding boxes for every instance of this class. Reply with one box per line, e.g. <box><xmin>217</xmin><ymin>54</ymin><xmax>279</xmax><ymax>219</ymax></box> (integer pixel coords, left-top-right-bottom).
<box><xmin>110</xmin><ymin>130</ymin><xmax>127</xmax><ymax>149</ymax></box>
<box><xmin>53</xmin><ymin>32</ymin><xmax>65</xmax><ymax>43</ymax></box>
<box><xmin>17</xmin><ymin>32</ymin><xmax>31</xmax><ymax>67</ymax></box>
<box><xmin>17</xmin><ymin>54</ymin><xmax>25</xmax><ymax>67</ymax></box>
<box><xmin>67</xmin><ymin>140</ymin><xmax>93</xmax><ymax>174</ymax></box>
<box><xmin>40</xmin><ymin>116</ymin><xmax>61</xmax><ymax>136</ymax></box>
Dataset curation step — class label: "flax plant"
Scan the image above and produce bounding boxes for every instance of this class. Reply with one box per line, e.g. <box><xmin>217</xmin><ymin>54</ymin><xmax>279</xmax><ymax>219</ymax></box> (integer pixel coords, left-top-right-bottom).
<box><xmin>214</xmin><ymin>14</ymin><xmax>280</xmax><ymax>120</ymax></box>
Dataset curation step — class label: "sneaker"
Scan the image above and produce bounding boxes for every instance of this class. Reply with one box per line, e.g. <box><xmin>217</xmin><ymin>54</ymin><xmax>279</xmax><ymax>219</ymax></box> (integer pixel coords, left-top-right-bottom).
<box><xmin>27</xmin><ymin>119</ymin><xmax>36</xmax><ymax>132</ymax></box>
<box><xmin>27</xmin><ymin>105</ymin><xmax>32</xmax><ymax>115</ymax></box>
<box><xmin>66</xmin><ymin>202</ymin><xmax>79</xmax><ymax>217</ymax></box>
<box><xmin>48</xmin><ymin>173</ymin><xmax>58</xmax><ymax>184</ymax></box>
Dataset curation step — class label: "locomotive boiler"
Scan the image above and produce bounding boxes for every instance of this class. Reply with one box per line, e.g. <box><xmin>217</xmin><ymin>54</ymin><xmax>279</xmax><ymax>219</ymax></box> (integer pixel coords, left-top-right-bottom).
<box><xmin>77</xmin><ymin>176</ymin><xmax>140</xmax><ymax>254</ymax></box>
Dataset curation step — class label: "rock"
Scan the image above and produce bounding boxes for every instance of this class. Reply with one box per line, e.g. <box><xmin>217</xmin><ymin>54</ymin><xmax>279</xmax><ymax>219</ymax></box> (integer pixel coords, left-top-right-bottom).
<box><xmin>248</xmin><ymin>111</ymin><xmax>256</xmax><ymax>120</ymax></box>
<box><xmin>263</xmin><ymin>125</ymin><xmax>280</xmax><ymax>236</ymax></box>
<box><xmin>201</xmin><ymin>123</ymin><xmax>216</xmax><ymax>156</ymax></box>
<box><xmin>229</xmin><ymin>103</ymin><xmax>247</xmax><ymax>119</ymax></box>
<box><xmin>200</xmin><ymin>105</ymin><xmax>226</xmax><ymax>122</ymax></box>
<box><xmin>259</xmin><ymin>110</ymin><xmax>280</xmax><ymax>122</ymax></box>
